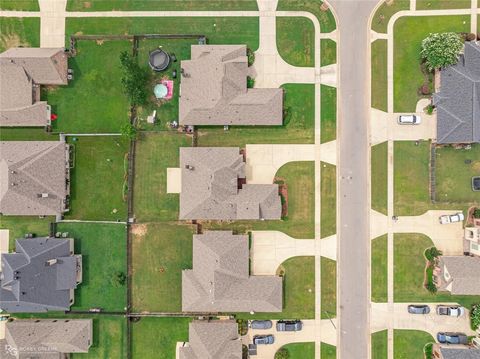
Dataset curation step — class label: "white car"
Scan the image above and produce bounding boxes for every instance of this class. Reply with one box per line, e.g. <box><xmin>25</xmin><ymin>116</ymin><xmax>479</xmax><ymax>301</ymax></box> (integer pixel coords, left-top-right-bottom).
<box><xmin>439</xmin><ymin>212</ymin><xmax>465</xmax><ymax>224</ymax></box>
<box><xmin>437</xmin><ymin>305</ymin><xmax>466</xmax><ymax>317</ymax></box>
<box><xmin>398</xmin><ymin>115</ymin><xmax>421</xmax><ymax>125</ymax></box>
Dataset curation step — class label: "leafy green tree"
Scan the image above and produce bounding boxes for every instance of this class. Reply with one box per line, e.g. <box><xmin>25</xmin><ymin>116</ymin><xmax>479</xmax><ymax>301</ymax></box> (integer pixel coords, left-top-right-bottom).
<box><xmin>421</xmin><ymin>32</ymin><xmax>463</xmax><ymax>71</ymax></box>
<box><xmin>424</xmin><ymin>247</ymin><xmax>442</xmax><ymax>262</ymax></box>
<box><xmin>119</xmin><ymin>51</ymin><xmax>148</xmax><ymax>106</ymax></box>
<box><xmin>121</xmin><ymin>122</ymin><xmax>137</xmax><ymax>140</ymax></box>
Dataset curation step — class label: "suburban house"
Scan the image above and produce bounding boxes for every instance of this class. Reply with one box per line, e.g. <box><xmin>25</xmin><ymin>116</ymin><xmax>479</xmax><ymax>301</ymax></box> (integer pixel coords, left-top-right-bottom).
<box><xmin>179</xmin><ymin>320</ymin><xmax>241</xmax><ymax>359</ymax></box>
<box><xmin>0</xmin><ymin>47</ymin><xmax>68</xmax><ymax>127</ymax></box>
<box><xmin>0</xmin><ymin>141</ymin><xmax>70</xmax><ymax>218</ymax></box>
<box><xmin>0</xmin><ymin>318</ymin><xmax>92</xmax><ymax>358</ymax></box>
<box><xmin>179</xmin><ymin>147</ymin><xmax>281</xmax><ymax>220</ymax></box>
<box><xmin>433</xmin><ymin>41</ymin><xmax>480</xmax><ymax>144</ymax></box>
<box><xmin>436</xmin><ymin>256</ymin><xmax>480</xmax><ymax>295</ymax></box>
<box><xmin>179</xmin><ymin>44</ymin><xmax>283</xmax><ymax>126</ymax></box>
<box><xmin>182</xmin><ymin>231</ymin><xmax>282</xmax><ymax>312</ymax></box>
<box><xmin>432</xmin><ymin>344</ymin><xmax>480</xmax><ymax>359</ymax></box>
<box><xmin>0</xmin><ymin>237</ymin><xmax>82</xmax><ymax>312</ymax></box>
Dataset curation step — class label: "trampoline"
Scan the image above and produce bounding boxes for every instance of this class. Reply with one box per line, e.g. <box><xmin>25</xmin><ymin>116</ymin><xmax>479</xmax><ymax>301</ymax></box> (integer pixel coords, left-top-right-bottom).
<box><xmin>473</xmin><ymin>176</ymin><xmax>480</xmax><ymax>192</ymax></box>
<box><xmin>149</xmin><ymin>48</ymin><xmax>170</xmax><ymax>72</ymax></box>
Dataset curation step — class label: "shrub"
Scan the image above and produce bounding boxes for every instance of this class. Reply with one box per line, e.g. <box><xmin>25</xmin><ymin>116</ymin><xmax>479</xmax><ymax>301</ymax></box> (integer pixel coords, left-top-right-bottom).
<box><xmin>119</xmin><ymin>51</ymin><xmax>148</xmax><ymax>106</ymax></box>
<box><xmin>247</xmin><ymin>76</ymin><xmax>255</xmax><ymax>88</ymax></box>
<box><xmin>275</xmin><ymin>348</ymin><xmax>289</xmax><ymax>359</ymax></box>
<box><xmin>424</xmin><ymin>247</ymin><xmax>442</xmax><ymax>262</ymax></box>
<box><xmin>421</xmin><ymin>32</ymin><xmax>464</xmax><ymax>71</ymax></box>
<box><xmin>121</xmin><ymin>122</ymin><xmax>137</xmax><ymax>140</ymax></box>
<box><xmin>473</xmin><ymin>208</ymin><xmax>480</xmax><ymax>219</ymax></box>
<box><xmin>425</xmin><ymin>104</ymin><xmax>434</xmax><ymax>115</ymax></box>
<box><xmin>466</xmin><ymin>33</ymin><xmax>476</xmax><ymax>41</ymax></box>
<box><xmin>247</xmin><ymin>47</ymin><xmax>255</xmax><ymax>66</ymax></box>
<box><xmin>425</xmin><ymin>281</ymin><xmax>437</xmax><ymax>294</ymax></box>
<box><xmin>420</xmin><ymin>84</ymin><xmax>430</xmax><ymax>95</ymax></box>
<box><xmin>424</xmin><ymin>343</ymin><xmax>433</xmax><ymax>359</ymax></box>
<box><xmin>471</xmin><ymin>305</ymin><xmax>480</xmax><ymax>330</ymax></box>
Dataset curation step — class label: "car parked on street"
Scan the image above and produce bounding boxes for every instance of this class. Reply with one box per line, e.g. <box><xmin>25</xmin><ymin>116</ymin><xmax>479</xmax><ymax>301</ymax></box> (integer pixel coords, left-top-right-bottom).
<box><xmin>408</xmin><ymin>305</ymin><xmax>430</xmax><ymax>314</ymax></box>
<box><xmin>250</xmin><ymin>320</ymin><xmax>272</xmax><ymax>330</ymax></box>
<box><xmin>276</xmin><ymin>320</ymin><xmax>303</xmax><ymax>332</ymax></box>
<box><xmin>436</xmin><ymin>305</ymin><xmax>465</xmax><ymax>317</ymax></box>
<box><xmin>253</xmin><ymin>335</ymin><xmax>275</xmax><ymax>345</ymax></box>
<box><xmin>398</xmin><ymin>115</ymin><xmax>421</xmax><ymax>125</ymax></box>
<box><xmin>439</xmin><ymin>212</ymin><xmax>464</xmax><ymax>224</ymax></box>
<box><xmin>437</xmin><ymin>332</ymin><xmax>468</xmax><ymax>344</ymax></box>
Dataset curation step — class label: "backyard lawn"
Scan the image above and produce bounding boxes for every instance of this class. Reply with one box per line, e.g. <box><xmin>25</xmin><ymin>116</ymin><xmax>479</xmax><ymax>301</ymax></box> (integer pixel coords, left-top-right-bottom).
<box><xmin>0</xmin><ymin>128</ymin><xmax>55</xmax><ymax>141</ymax></box>
<box><xmin>372</xmin><ymin>330</ymin><xmax>388</xmax><ymax>359</ymax></box>
<box><xmin>278</xmin><ymin>342</ymin><xmax>315</xmax><ymax>359</ymax></box>
<box><xmin>321</xmin><ymin>257</ymin><xmax>337</xmax><ymax>319</ymax></box>
<box><xmin>277</xmin><ymin>0</ymin><xmax>336</xmax><ymax>33</ymax></box>
<box><xmin>276</xmin><ymin>17</ymin><xmax>315</xmax><ymax>67</ymax></box>
<box><xmin>394</xmin><ymin>330</ymin><xmax>434</xmax><ymax>359</ymax></box>
<box><xmin>393</xmin><ymin>15</ymin><xmax>470</xmax><ymax>112</ymax></box>
<box><xmin>321</xmin><ymin>343</ymin><xmax>336</xmax><ymax>359</ymax></box>
<box><xmin>131</xmin><ymin>317</ymin><xmax>190</xmax><ymax>359</ymax></box>
<box><xmin>0</xmin><ymin>216</ymin><xmax>54</xmax><ymax>251</ymax></box>
<box><xmin>371</xmin><ymin>40</ymin><xmax>388</xmax><ymax>112</ymax></box>
<box><xmin>321</xmin><ymin>85</ymin><xmax>337</xmax><ymax>144</ymax></box>
<box><xmin>321</xmin><ymin>162</ymin><xmax>336</xmax><ymax>238</ymax></box>
<box><xmin>131</xmin><ymin>222</ymin><xmax>195</xmax><ymax>312</ymax></box>
<box><xmin>321</xmin><ymin>39</ymin><xmax>337</xmax><ymax>67</ymax></box>
<box><xmin>371</xmin><ymin>141</ymin><xmax>388</xmax><ymax>215</ymax></box>
<box><xmin>371</xmin><ymin>0</ymin><xmax>409</xmax><ymax>33</ymax></box>
<box><xmin>0</xmin><ymin>17</ymin><xmax>40</xmax><ymax>51</ymax></box>
<box><xmin>371</xmin><ymin>235</ymin><xmax>388</xmax><ymax>303</ymax></box>
<box><xmin>0</xmin><ymin>0</ymin><xmax>39</xmax><ymax>11</ymax></box>
<box><xmin>65</xmin><ymin>136</ymin><xmax>129</xmax><ymax>221</ymax></box>
<box><xmin>416</xmin><ymin>0</ymin><xmax>471</xmax><ymax>9</ymax></box>
<box><xmin>67</xmin><ymin>0</ymin><xmax>258</xmax><ymax>11</ymax></box>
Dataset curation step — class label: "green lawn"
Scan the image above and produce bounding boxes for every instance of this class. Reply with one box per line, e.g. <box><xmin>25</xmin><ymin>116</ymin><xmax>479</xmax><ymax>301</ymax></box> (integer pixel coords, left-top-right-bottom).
<box><xmin>0</xmin><ymin>0</ymin><xmax>39</xmax><ymax>11</ymax></box>
<box><xmin>371</xmin><ymin>235</ymin><xmax>388</xmax><ymax>303</ymax></box>
<box><xmin>371</xmin><ymin>0</ymin><xmax>410</xmax><ymax>33</ymax></box>
<box><xmin>133</xmin><ymin>132</ymin><xmax>191</xmax><ymax>222</ymax></box>
<box><xmin>277</xmin><ymin>17</ymin><xmax>315</xmax><ymax>67</ymax></box>
<box><xmin>277</xmin><ymin>0</ymin><xmax>337</xmax><ymax>33</ymax></box>
<box><xmin>278</xmin><ymin>342</ymin><xmax>315</xmax><ymax>359</ymax></box>
<box><xmin>67</xmin><ymin>0</ymin><xmax>257</xmax><ymax>11</ymax></box>
<box><xmin>371</xmin><ymin>40</ymin><xmax>388</xmax><ymax>112</ymax></box>
<box><xmin>65</xmin><ymin>136</ymin><xmax>129</xmax><ymax>221</ymax></box>
<box><xmin>0</xmin><ymin>17</ymin><xmax>40</xmax><ymax>52</ymax></box>
<box><xmin>132</xmin><ymin>317</ymin><xmax>190</xmax><ymax>359</ymax></box>
<box><xmin>321</xmin><ymin>257</ymin><xmax>336</xmax><ymax>319</ymax></box>
<box><xmin>372</xmin><ymin>330</ymin><xmax>388</xmax><ymax>359</ymax></box>
<box><xmin>0</xmin><ymin>128</ymin><xmax>55</xmax><ymax>141</ymax></box>
<box><xmin>321</xmin><ymin>162</ymin><xmax>336</xmax><ymax>238</ymax></box>
<box><xmin>0</xmin><ymin>216</ymin><xmax>54</xmax><ymax>250</ymax></box>
<box><xmin>394</xmin><ymin>330</ymin><xmax>434</xmax><ymax>359</ymax></box>
<box><xmin>197</xmin><ymin>83</ymin><xmax>315</xmax><ymax>147</ymax></box>
<box><xmin>321</xmin><ymin>343</ymin><xmax>336</xmax><ymax>359</ymax></box>
<box><xmin>393</xmin><ymin>15</ymin><xmax>470</xmax><ymax>112</ymax></box>
<box><xmin>131</xmin><ymin>222</ymin><xmax>194</xmax><ymax>312</ymax></box>
<box><xmin>371</xmin><ymin>141</ymin><xmax>388</xmax><ymax>215</ymax></box>
<box><xmin>321</xmin><ymin>39</ymin><xmax>337</xmax><ymax>67</ymax></box>
<box><xmin>321</xmin><ymin>85</ymin><xmax>336</xmax><ymax>144</ymax></box>
<box><xmin>416</xmin><ymin>0</ymin><xmax>471</xmax><ymax>9</ymax></box>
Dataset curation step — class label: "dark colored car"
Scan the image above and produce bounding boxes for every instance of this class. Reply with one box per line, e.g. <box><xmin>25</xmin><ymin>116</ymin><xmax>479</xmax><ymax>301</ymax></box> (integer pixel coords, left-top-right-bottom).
<box><xmin>407</xmin><ymin>305</ymin><xmax>430</xmax><ymax>314</ymax></box>
<box><xmin>253</xmin><ymin>335</ymin><xmax>274</xmax><ymax>345</ymax></box>
<box><xmin>276</xmin><ymin>320</ymin><xmax>303</xmax><ymax>332</ymax></box>
<box><xmin>437</xmin><ymin>332</ymin><xmax>468</xmax><ymax>344</ymax></box>
<box><xmin>250</xmin><ymin>320</ymin><xmax>272</xmax><ymax>330</ymax></box>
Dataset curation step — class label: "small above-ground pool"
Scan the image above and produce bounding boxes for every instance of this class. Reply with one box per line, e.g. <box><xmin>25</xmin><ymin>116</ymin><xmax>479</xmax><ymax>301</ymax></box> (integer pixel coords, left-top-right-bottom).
<box><xmin>473</xmin><ymin>176</ymin><xmax>480</xmax><ymax>191</ymax></box>
<box><xmin>154</xmin><ymin>84</ymin><xmax>168</xmax><ymax>99</ymax></box>
<box><xmin>149</xmin><ymin>48</ymin><xmax>170</xmax><ymax>71</ymax></box>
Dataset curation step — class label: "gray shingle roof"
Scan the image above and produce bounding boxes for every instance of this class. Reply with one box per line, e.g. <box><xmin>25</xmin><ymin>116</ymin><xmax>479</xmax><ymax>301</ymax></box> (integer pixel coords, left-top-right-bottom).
<box><xmin>0</xmin><ymin>141</ymin><xmax>70</xmax><ymax>216</ymax></box>
<box><xmin>179</xmin><ymin>45</ymin><xmax>283</xmax><ymax>126</ymax></box>
<box><xmin>179</xmin><ymin>320</ymin><xmax>241</xmax><ymax>359</ymax></box>
<box><xmin>182</xmin><ymin>231</ymin><xmax>282</xmax><ymax>313</ymax></box>
<box><xmin>179</xmin><ymin>147</ymin><xmax>281</xmax><ymax>220</ymax></box>
<box><xmin>440</xmin><ymin>256</ymin><xmax>480</xmax><ymax>295</ymax></box>
<box><xmin>434</xmin><ymin>41</ymin><xmax>480</xmax><ymax>144</ymax></box>
<box><xmin>0</xmin><ymin>237</ymin><xmax>82</xmax><ymax>312</ymax></box>
<box><xmin>439</xmin><ymin>347</ymin><xmax>480</xmax><ymax>359</ymax></box>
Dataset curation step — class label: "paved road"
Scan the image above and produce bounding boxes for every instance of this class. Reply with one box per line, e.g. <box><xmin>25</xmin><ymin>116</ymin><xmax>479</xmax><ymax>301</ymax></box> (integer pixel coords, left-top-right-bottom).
<box><xmin>325</xmin><ymin>1</ymin><xmax>379</xmax><ymax>358</ymax></box>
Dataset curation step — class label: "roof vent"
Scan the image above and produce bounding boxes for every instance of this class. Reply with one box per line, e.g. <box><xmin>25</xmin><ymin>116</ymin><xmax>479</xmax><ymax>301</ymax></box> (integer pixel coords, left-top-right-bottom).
<box><xmin>46</xmin><ymin>259</ymin><xmax>58</xmax><ymax>266</ymax></box>
<box><xmin>185</xmin><ymin>165</ymin><xmax>195</xmax><ymax>171</ymax></box>
<box><xmin>37</xmin><ymin>193</ymin><xmax>49</xmax><ymax>198</ymax></box>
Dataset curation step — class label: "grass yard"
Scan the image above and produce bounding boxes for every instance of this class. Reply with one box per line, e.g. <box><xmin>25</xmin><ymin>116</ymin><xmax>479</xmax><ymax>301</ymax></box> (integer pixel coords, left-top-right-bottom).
<box><xmin>131</xmin><ymin>222</ymin><xmax>194</xmax><ymax>312</ymax></box>
<box><xmin>197</xmin><ymin>84</ymin><xmax>315</xmax><ymax>147</ymax></box>
<box><xmin>0</xmin><ymin>17</ymin><xmax>40</xmax><ymax>52</ymax></box>
<box><xmin>56</xmin><ymin>222</ymin><xmax>127</xmax><ymax>311</ymax></box>
<box><xmin>67</xmin><ymin>0</ymin><xmax>257</xmax><ymax>11</ymax></box>
<box><xmin>435</xmin><ymin>144</ymin><xmax>480</xmax><ymax>204</ymax></box>
<box><xmin>133</xmin><ymin>132</ymin><xmax>191</xmax><ymax>222</ymax></box>
<box><xmin>371</xmin><ymin>141</ymin><xmax>388</xmax><ymax>215</ymax></box>
<box><xmin>321</xmin><ymin>85</ymin><xmax>337</xmax><ymax>144</ymax></box>
<box><xmin>321</xmin><ymin>39</ymin><xmax>337</xmax><ymax>67</ymax></box>
<box><xmin>416</xmin><ymin>0</ymin><xmax>471</xmax><ymax>9</ymax></box>
<box><xmin>372</xmin><ymin>330</ymin><xmax>388</xmax><ymax>359</ymax></box>
<box><xmin>371</xmin><ymin>0</ymin><xmax>409</xmax><ymax>33</ymax></box>
<box><xmin>65</xmin><ymin>136</ymin><xmax>129</xmax><ymax>221</ymax></box>
<box><xmin>131</xmin><ymin>317</ymin><xmax>190</xmax><ymax>359</ymax></box>
<box><xmin>276</xmin><ymin>17</ymin><xmax>315</xmax><ymax>67</ymax></box>
<box><xmin>371</xmin><ymin>235</ymin><xmax>388</xmax><ymax>303</ymax></box>
<box><xmin>394</xmin><ymin>330</ymin><xmax>434</xmax><ymax>359</ymax></box>
<box><xmin>0</xmin><ymin>216</ymin><xmax>54</xmax><ymax>251</ymax></box>
<box><xmin>371</xmin><ymin>40</ymin><xmax>388</xmax><ymax>112</ymax></box>
<box><xmin>393</xmin><ymin>15</ymin><xmax>470</xmax><ymax>112</ymax></box>
<box><xmin>277</xmin><ymin>0</ymin><xmax>337</xmax><ymax>33</ymax></box>
<box><xmin>321</xmin><ymin>343</ymin><xmax>336</xmax><ymax>359</ymax></box>
<box><xmin>321</xmin><ymin>257</ymin><xmax>337</xmax><ymax>319</ymax></box>
<box><xmin>0</xmin><ymin>128</ymin><xmax>55</xmax><ymax>141</ymax></box>
<box><xmin>0</xmin><ymin>0</ymin><xmax>39</xmax><ymax>11</ymax></box>
<box><xmin>321</xmin><ymin>162</ymin><xmax>336</xmax><ymax>238</ymax></box>
<box><xmin>278</xmin><ymin>343</ymin><xmax>315</xmax><ymax>359</ymax></box>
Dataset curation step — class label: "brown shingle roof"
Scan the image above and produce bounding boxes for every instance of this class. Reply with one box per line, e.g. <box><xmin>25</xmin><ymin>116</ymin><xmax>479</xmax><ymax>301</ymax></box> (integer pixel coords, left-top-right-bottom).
<box><xmin>440</xmin><ymin>256</ymin><xmax>480</xmax><ymax>295</ymax></box>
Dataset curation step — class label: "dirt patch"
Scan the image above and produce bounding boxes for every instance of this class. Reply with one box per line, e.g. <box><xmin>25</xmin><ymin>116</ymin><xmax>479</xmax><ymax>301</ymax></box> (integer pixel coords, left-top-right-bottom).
<box><xmin>96</xmin><ymin>39</ymin><xmax>104</xmax><ymax>45</ymax></box>
<box><xmin>74</xmin><ymin>31</ymin><xmax>84</xmax><ymax>36</ymax></box>
<box><xmin>472</xmin><ymin>161</ymin><xmax>480</xmax><ymax>173</ymax></box>
<box><xmin>131</xmin><ymin>223</ymin><xmax>148</xmax><ymax>238</ymax></box>
<box><xmin>0</xmin><ymin>33</ymin><xmax>28</xmax><ymax>50</ymax></box>
<box><xmin>83</xmin><ymin>1</ymin><xmax>91</xmax><ymax>8</ymax></box>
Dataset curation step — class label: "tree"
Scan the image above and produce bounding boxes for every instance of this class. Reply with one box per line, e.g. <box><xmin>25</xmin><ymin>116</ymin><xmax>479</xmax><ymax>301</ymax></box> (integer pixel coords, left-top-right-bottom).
<box><xmin>275</xmin><ymin>348</ymin><xmax>289</xmax><ymax>359</ymax></box>
<box><xmin>421</xmin><ymin>32</ymin><xmax>463</xmax><ymax>71</ymax></box>
<box><xmin>121</xmin><ymin>122</ymin><xmax>137</xmax><ymax>140</ymax></box>
<box><xmin>119</xmin><ymin>51</ymin><xmax>148</xmax><ymax>106</ymax></box>
<box><xmin>471</xmin><ymin>305</ymin><xmax>480</xmax><ymax>329</ymax></box>
<box><xmin>424</xmin><ymin>247</ymin><xmax>442</xmax><ymax>262</ymax></box>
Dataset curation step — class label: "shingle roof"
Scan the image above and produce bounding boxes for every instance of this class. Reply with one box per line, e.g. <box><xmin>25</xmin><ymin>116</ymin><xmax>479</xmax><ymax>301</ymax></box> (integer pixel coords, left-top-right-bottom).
<box><xmin>0</xmin><ymin>141</ymin><xmax>70</xmax><ymax>216</ymax></box>
<box><xmin>179</xmin><ymin>320</ymin><xmax>242</xmax><ymax>359</ymax></box>
<box><xmin>0</xmin><ymin>237</ymin><xmax>82</xmax><ymax>312</ymax></box>
<box><xmin>439</xmin><ymin>347</ymin><xmax>480</xmax><ymax>359</ymax></box>
<box><xmin>179</xmin><ymin>147</ymin><xmax>281</xmax><ymax>220</ymax></box>
<box><xmin>182</xmin><ymin>231</ymin><xmax>282</xmax><ymax>313</ymax></box>
<box><xmin>441</xmin><ymin>256</ymin><xmax>480</xmax><ymax>295</ymax></box>
<box><xmin>179</xmin><ymin>45</ymin><xmax>283</xmax><ymax>126</ymax></box>
<box><xmin>434</xmin><ymin>41</ymin><xmax>480</xmax><ymax>144</ymax></box>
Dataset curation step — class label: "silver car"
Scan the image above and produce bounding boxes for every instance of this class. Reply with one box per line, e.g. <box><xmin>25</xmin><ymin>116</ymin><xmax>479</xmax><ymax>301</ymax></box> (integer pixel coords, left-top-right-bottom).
<box><xmin>398</xmin><ymin>115</ymin><xmax>421</xmax><ymax>125</ymax></box>
<box><xmin>250</xmin><ymin>320</ymin><xmax>272</xmax><ymax>330</ymax></box>
<box><xmin>408</xmin><ymin>305</ymin><xmax>430</xmax><ymax>314</ymax></box>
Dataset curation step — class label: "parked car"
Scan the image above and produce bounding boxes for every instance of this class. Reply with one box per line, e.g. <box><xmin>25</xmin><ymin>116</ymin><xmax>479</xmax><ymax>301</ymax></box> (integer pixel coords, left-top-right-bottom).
<box><xmin>250</xmin><ymin>320</ymin><xmax>272</xmax><ymax>330</ymax></box>
<box><xmin>437</xmin><ymin>332</ymin><xmax>468</xmax><ymax>344</ymax></box>
<box><xmin>276</xmin><ymin>320</ymin><xmax>303</xmax><ymax>332</ymax></box>
<box><xmin>436</xmin><ymin>305</ymin><xmax>465</xmax><ymax>317</ymax></box>
<box><xmin>408</xmin><ymin>305</ymin><xmax>430</xmax><ymax>314</ymax></box>
<box><xmin>439</xmin><ymin>212</ymin><xmax>465</xmax><ymax>224</ymax></box>
<box><xmin>398</xmin><ymin>115</ymin><xmax>421</xmax><ymax>125</ymax></box>
<box><xmin>253</xmin><ymin>335</ymin><xmax>274</xmax><ymax>345</ymax></box>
